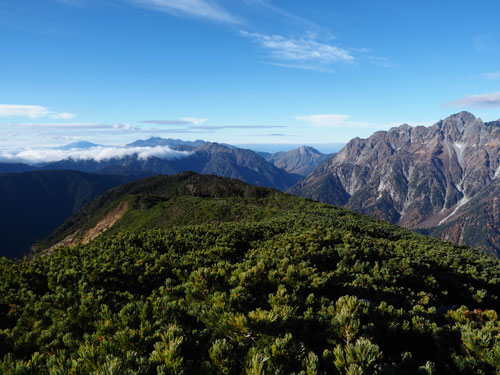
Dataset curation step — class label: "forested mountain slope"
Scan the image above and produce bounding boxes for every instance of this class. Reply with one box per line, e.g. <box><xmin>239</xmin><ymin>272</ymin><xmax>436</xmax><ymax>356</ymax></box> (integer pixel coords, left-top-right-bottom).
<box><xmin>2</xmin><ymin>173</ymin><xmax>500</xmax><ymax>373</ymax></box>
<box><xmin>0</xmin><ymin>170</ymin><xmax>135</xmax><ymax>258</ymax></box>
<box><xmin>0</xmin><ymin>163</ymin><xmax>37</xmax><ymax>174</ymax></box>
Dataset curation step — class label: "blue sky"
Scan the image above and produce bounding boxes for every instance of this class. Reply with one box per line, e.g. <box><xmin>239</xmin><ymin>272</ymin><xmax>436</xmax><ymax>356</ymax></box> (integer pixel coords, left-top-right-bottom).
<box><xmin>1</xmin><ymin>0</ymin><xmax>500</xmax><ymax>151</ymax></box>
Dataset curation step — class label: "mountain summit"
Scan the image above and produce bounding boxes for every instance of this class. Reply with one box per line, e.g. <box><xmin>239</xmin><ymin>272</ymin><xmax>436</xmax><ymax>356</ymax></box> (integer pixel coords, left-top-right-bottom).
<box><xmin>264</xmin><ymin>146</ymin><xmax>332</xmax><ymax>176</ymax></box>
<box><xmin>290</xmin><ymin>112</ymin><xmax>500</xmax><ymax>256</ymax></box>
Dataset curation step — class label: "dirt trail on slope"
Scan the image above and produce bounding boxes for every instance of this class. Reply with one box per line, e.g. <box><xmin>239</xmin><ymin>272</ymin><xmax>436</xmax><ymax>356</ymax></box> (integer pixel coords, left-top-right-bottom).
<box><xmin>48</xmin><ymin>201</ymin><xmax>128</xmax><ymax>252</ymax></box>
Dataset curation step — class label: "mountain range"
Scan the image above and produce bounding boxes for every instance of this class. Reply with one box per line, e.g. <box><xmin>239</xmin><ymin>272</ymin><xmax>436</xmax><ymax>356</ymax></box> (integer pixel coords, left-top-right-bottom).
<box><xmin>42</xmin><ymin>142</ymin><xmax>301</xmax><ymax>190</ymax></box>
<box><xmin>126</xmin><ymin>137</ymin><xmax>206</xmax><ymax>150</ymax></box>
<box><xmin>291</xmin><ymin>112</ymin><xmax>500</xmax><ymax>256</ymax></box>
<box><xmin>5</xmin><ymin>112</ymin><xmax>500</xmax><ymax>257</ymax></box>
<box><xmin>2</xmin><ymin>140</ymin><xmax>330</xmax><ymax>191</ymax></box>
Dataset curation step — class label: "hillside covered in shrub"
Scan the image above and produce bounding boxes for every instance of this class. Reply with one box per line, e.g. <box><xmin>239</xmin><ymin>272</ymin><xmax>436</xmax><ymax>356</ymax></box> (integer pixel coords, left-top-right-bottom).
<box><xmin>2</xmin><ymin>173</ymin><xmax>500</xmax><ymax>374</ymax></box>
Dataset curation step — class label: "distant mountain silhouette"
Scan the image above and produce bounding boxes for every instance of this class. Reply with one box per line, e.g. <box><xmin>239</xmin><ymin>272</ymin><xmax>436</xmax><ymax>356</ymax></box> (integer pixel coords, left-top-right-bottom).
<box><xmin>263</xmin><ymin>146</ymin><xmax>333</xmax><ymax>176</ymax></box>
<box><xmin>41</xmin><ymin>141</ymin><xmax>300</xmax><ymax>191</ymax></box>
<box><xmin>56</xmin><ymin>141</ymin><xmax>101</xmax><ymax>150</ymax></box>
<box><xmin>0</xmin><ymin>163</ymin><xmax>38</xmax><ymax>174</ymax></box>
<box><xmin>126</xmin><ymin>137</ymin><xmax>205</xmax><ymax>150</ymax></box>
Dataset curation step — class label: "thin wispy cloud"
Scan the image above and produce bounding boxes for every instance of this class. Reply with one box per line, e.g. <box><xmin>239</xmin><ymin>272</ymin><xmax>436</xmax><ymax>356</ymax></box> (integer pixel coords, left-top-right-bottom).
<box><xmin>141</xmin><ymin>118</ymin><xmax>208</xmax><ymax>126</ymax></box>
<box><xmin>241</xmin><ymin>31</ymin><xmax>354</xmax><ymax>70</ymax></box>
<box><xmin>265</xmin><ymin>61</ymin><xmax>334</xmax><ymax>73</ymax></box>
<box><xmin>0</xmin><ymin>104</ymin><xmax>75</xmax><ymax>119</ymax></box>
<box><xmin>197</xmin><ymin>125</ymin><xmax>285</xmax><ymax>130</ymax></box>
<box><xmin>129</xmin><ymin>0</ymin><xmax>238</xmax><ymax>24</ymax></box>
<box><xmin>244</xmin><ymin>0</ymin><xmax>319</xmax><ymax>30</ymax></box>
<box><xmin>180</xmin><ymin>117</ymin><xmax>208</xmax><ymax>125</ymax></box>
<box><xmin>296</xmin><ymin>114</ymin><xmax>371</xmax><ymax>128</ymax></box>
<box><xmin>141</xmin><ymin>120</ymin><xmax>192</xmax><ymax>125</ymax></box>
<box><xmin>141</xmin><ymin>128</ymin><xmax>203</xmax><ymax>134</ymax></box>
<box><xmin>0</xmin><ymin>145</ymin><xmax>192</xmax><ymax>164</ymax></box>
<box><xmin>6</xmin><ymin>121</ymin><xmax>285</xmax><ymax>144</ymax></box>
<box><xmin>484</xmin><ymin>72</ymin><xmax>500</xmax><ymax>80</ymax></box>
<box><xmin>444</xmin><ymin>92</ymin><xmax>500</xmax><ymax>108</ymax></box>
<box><xmin>14</xmin><ymin>122</ymin><xmax>133</xmax><ymax>130</ymax></box>
<box><xmin>49</xmin><ymin>112</ymin><xmax>76</xmax><ymax>119</ymax></box>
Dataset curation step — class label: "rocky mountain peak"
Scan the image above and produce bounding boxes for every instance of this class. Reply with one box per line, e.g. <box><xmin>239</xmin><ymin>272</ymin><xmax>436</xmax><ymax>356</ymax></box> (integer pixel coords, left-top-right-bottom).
<box><xmin>298</xmin><ymin>145</ymin><xmax>320</xmax><ymax>155</ymax></box>
<box><xmin>443</xmin><ymin>111</ymin><xmax>476</xmax><ymax>124</ymax></box>
<box><xmin>437</xmin><ymin>111</ymin><xmax>479</xmax><ymax>140</ymax></box>
<box><xmin>263</xmin><ymin>146</ymin><xmax>330</xmax><ymax>176</ymax></box>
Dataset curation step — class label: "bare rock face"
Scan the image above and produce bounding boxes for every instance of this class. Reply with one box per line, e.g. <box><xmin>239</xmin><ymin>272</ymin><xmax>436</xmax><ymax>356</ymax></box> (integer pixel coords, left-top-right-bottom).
<box><xmin>290</xmin><ymin>112</ymin><xmax>500</xmax><ymax>256</ymax></box>
<box><xmin>264</xmin><ymin>146</ymin><xmax>332</xmax><ymax>176</ymax></box>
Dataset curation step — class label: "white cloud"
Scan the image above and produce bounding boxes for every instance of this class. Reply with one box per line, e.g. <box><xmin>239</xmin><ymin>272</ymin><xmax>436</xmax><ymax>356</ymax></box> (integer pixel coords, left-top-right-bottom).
<box><xmin>141</xmin><ymin>120</ymin><xmax>192</xmax><ymax>125</ymax></box>
<box><xmin>180</xmin><ymin>117</ymin><xmax>208</xmax><ymax>126</ymax></box>
<box><xmin>113</xmin><ymin>123</ymin><xmax>134</xmax><ymax>130</ymax></box>
<box><xmin>130</xmin><ymin>0</ymin><xmax>238</xmax><ymax>23</ymax></box>
<box><xmin>444</xmin><ymin>92</ymin><xmax>500</xmax><ymax>108</ymax></box>
<box><xmin>0</xmin><ymin>105</ymin><xmax>51</xmax><ymax>118</ymax></box>
<box><xmin>484</xmin><ymin>72</ymin><xmax>500</xmax><ymax>80</ymax></box>
<box><xmin>241</xmin><ymin>31</ymin><xmax>354</xmax><ymax>68</ymax></box>
<box><xmin>15</xmin><ymin>122</ymin><xmax>134</xmax><ymax>130</ymax></box>
<box><xmin>296</xmin><ymin>114</ymin><xmax>371</xmax><ymax>128</ymax></box>
<box><xmin>49</xmin><ymin>112</ymin><xmax>76</xmax><ymax>119</ymax></box>
<box><xmin>0</xmin><ymin>104</ymin><xmax>76</xmax><ymax>119</ymax></box>
<box><xmin>0</xmin><ymin>145</ymin><xmax>192</xmax><ymax>164</ymax></box>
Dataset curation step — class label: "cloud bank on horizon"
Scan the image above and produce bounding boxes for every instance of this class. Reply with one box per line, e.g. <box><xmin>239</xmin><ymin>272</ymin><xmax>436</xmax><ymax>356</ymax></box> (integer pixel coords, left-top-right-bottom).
<box><xmin>0</xmin><ymin>145</ymin><xmax>192</xmax><ymax>165</ymax></box>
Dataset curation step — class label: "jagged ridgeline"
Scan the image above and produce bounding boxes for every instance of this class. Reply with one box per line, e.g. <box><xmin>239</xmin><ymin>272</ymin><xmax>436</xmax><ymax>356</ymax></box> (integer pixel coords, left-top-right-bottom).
<box><xmin>289</xmin><ymin>112</ymin><xmax>500</xmax><ymax>257</ymax></box>
<box><xmin>2</xmin><ymin>172</ymin><xmax>500</xmax><ymax>373</ymax></box>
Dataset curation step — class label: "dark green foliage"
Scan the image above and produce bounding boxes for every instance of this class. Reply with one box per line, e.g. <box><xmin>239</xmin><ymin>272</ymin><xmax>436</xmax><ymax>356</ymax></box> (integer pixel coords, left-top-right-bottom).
<box><xmin>2</xmin><ymin>173</ymin><xmax>500</xmax><ymax>373</ymax></box>
<box><xmin>39</xmin><ymin>172</ymin><xmax>290</xmax><ymax>249</ymax></box>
